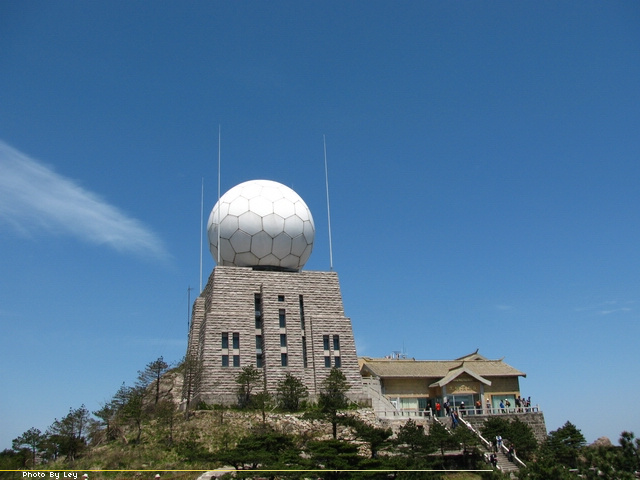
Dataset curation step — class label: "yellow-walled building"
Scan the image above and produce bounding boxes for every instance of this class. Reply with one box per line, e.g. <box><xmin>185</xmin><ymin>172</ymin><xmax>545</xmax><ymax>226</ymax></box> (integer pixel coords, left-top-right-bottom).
<box><xmin>360</xmin><ymin>350</ymin><xmax>527</xmax><ymax>416</ymax></box>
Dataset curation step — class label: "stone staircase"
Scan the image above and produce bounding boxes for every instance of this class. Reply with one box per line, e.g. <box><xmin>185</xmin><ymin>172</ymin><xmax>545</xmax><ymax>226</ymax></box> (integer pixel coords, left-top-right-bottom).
<box><xmin>493</xmin><ymin>449</ymin><xmax>520</xmax><ymax>474</ymax></box>
<box><xmin>361</xmin><ymin>378</ymin><xmax>398</xmax><ymax>415</ymax></box>
<box><xmin>362</xmin><ymin>380</ymin><xmax>524</xmax><ymax>476</ymax></box>
<box><xmin>457</xmin><ymin>415</ymin><xmax>523</xmax><ymax>476</ymax></box>
<box><xmin>430</xmin><ymin>415</ymin><xmax>521</xmax><ymax>476</ymax></box>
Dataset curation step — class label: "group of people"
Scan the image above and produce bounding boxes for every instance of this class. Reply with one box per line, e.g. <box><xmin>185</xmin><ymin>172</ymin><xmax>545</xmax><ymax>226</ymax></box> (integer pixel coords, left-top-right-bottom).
<box><xmin>496</xmin><ymin>396</ymin><xmax>533</xmax><ymax>414</ymax></box>
<box><xmin>433</xmin><ymin>399</ymin><xmax>468</xmax><ymax>418</ymax></box>
<box><xmin>515</xmin><ymin>395</ymin><xmax>532</xmax><ymax>412</ymax></box>
<box><xmin>488</xmin><ymin>434</ymin><xmax>517</xmax><ymax>468</ymax></box>
<box><xmin>431</xmin><ymin>395</ymin><xmax>534</xmax><ymax>418</ymax></box>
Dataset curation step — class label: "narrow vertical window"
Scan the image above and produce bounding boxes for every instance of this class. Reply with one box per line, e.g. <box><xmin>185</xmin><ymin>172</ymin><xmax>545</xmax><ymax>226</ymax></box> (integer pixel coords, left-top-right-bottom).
<box><xmin>233</xmin><ymin>355</ymin><xmax>240</xmax><ymax>367</ymax></box>
<box><xmin>255</xmin><ymin>335</ymin><xmax>263</xmax><ymax>368</ymax></box>
<box><xmin>323</xmin><ymin>335</ymin><xmax>330</xmax><ymax>351</ymax></box>
<box><xmin>255</xmin><ymin>293</ymin><xmax>263</xmax><ymax>329</ymax></box>
<box><xmin>232</xmin><ymin>332</ymin><xmax>240</xmax><ymax>350</ymax></box>
<box><xmin>221</xmin><ymin>355</ymin><xmax>229</xmax><ymax>367</ymax></box>
<box><xmin>221</xmin><ymin>332</ymin><xmax>229</xmax><ymax>349</ymax></box>
<box><xmin>333</xmin><ymin>335</ymin><xmax>340</xmax><ymax>351</ymax></box>
<box><xmin>324</xmin><ymin>356</ymin><xmax>331</xmax><ymax>368</ymax></box>
<box><xmin>299</xmin><ymin>295</ymin><xmax>305</xmax><ymax>330</ymax></box>
<box><xmin>281</xmin><ymin>353</ymin><xmax>288</xmax><ymax>367</ymax></box>
<box><xmin>302</xmin><ymin>337</ymin><xmax>308</xmax><ymax>368</ymax></box>
<box><xmin>280</xmin><ymin>334</ymin><xmax>287</xmax><ymax>347</ymax></box>
<box><xmin>334</xmin><ymin>356</ymin><xmax>342</xmax><ymax>368</ymax></box>
<box><xmin>279</xmin><ymin>309</ymin><xmax>286</xmax><ymax>328</ymax></box>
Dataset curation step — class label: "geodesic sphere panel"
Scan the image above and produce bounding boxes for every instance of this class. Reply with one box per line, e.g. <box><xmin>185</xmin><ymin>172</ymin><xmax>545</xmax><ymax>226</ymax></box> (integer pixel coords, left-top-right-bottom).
<box><xmin>207</xmin><ymin>179</ymin><xmax>315</xmax><ymax>270</ymax></box>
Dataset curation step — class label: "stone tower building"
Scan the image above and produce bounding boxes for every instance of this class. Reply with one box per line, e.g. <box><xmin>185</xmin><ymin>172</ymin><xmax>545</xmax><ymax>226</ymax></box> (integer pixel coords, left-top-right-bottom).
<box><xmin>184</xmin><ymin>180</ymin><xmax>362</xmax><ymax>406</ymax></box>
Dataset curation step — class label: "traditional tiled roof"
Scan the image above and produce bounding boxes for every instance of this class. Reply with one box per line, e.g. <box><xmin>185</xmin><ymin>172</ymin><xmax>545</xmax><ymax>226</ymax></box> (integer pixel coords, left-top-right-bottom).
<box><xmin>359</xmin><ymin>351</ymin><xmax>525</xmax><ymax>380</ymax></box>
<box><xmin>430</xmin><ymin>364</ymin><xmax>493</xmax><ymax>387</ymax></box>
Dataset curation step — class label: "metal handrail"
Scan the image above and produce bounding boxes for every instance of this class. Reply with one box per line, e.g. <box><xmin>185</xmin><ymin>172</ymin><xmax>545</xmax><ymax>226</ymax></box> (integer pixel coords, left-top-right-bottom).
<box><xmin>376</xmin><ymin>408</ymin><xmax>433</xmax><ymax>419</ymax></box>
<box><xmin>459</xmin><ymin>415</ymin><xmax>492</xmax><ymax>450</ymax></box>
<box><xmin>375</xmin><ymin>404</ymin><xmax>542</xmax><ymax>419</ymax></box>
<box><xmin>443</xmin><ymin>411</ymin><xmax>529</xmax><ymax>470</ymax></box>
<box><xmin>499</xmin><ymin>442</ymin><xmax>527</xmax><ymax>469</ymax></box>
<box><xmin>435</xmin><ymin>405</ymin><xmax>541</xmax><ymax>416</ymax></box>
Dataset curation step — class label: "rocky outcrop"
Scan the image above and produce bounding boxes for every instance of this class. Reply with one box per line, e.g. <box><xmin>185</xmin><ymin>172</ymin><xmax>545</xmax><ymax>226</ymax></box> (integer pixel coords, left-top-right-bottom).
<box><xmin>590</xmin><ymin>436</ymin><xmax>613</xmax><ymax>448</ymax></box>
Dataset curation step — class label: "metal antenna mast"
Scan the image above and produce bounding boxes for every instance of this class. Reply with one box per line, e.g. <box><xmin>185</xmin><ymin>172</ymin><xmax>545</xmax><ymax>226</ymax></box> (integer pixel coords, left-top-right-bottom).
<box><xmin>199</xmin><ymin>178</ymin><xmax>203</xmax><ymax>292</ymax></box>
<box><xmin>217</xmin><ymin>125</ymin><xmax>221</xmax><ymax>266</ymax></box>
<box><xmin>324</xmin><ymin>135</ymin><xmax>334</xmax><ymax>271</ymax></box>
<box><xmin>187</xmin><ymin>286</ymin><xmax>193</xmax><ymax>334</ymax></box>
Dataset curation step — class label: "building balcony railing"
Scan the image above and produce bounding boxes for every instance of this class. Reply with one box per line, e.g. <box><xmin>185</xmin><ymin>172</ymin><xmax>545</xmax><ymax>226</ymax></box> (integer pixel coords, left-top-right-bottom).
<box><xmin>377</xmin><ymin>409</ymin><xmax>432</xmax><ymax>419</ymax></box>
<box><xmin>377</xmin><ymin>405</ymin><xmax>541</xmax><ymax>419</ymax></box>
<box><xmin>479</xmin><ymin>405</ymin><xmax>541</xmax><ymax>415</ymax></box>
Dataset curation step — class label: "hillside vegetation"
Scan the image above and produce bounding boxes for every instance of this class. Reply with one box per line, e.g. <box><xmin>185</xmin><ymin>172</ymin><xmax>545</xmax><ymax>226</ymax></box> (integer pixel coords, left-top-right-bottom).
<box><xmin>4</xmin><ymin>359</ymin><xmax>640</xmax><ymax>480</ymax></box>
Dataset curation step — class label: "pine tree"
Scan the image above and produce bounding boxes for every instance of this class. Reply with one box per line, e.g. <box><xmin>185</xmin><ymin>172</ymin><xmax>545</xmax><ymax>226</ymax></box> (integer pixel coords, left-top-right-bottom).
<box><xmin>46</xmin><ymin>405</ymin><xmax>90</xmax><ymax>461</ymax></box>
<box><xmin>545</xmin><ymin>421</ymin><xmax>586</xmax><ymax>469</ymax></box>
<box><xmin>136</xmin><ymin>356</ymin><xmax>170</xmax><ymax>406</ymax></box>
<box><xmin>12</xmin><ymin>427</ymin><xmax>45</xmax><ymax>467</ymax></box>
<box><xmin>235</xmin><ymin>365</ymin><xmax>262</xmax><ymax>408</ymax></box>
<box><xmin>92</xmin><ymin>401</ymin><xmax>118</xmax><ymax>442</ymax></box>
<box><xmin>619</xmin><ymin>431</ymin><xmax>640</xmax><ymax>472</ymax></box>
<box><xmin>119</xmin><ymin>385</ymin><xmax>146</xmax><ymax>444</ymax></box>
<box><xmin>345</xmin><ymin>416</ymin><xmax>392</xmax><ymax>458</ymax></box>
<box><xmin>318</xmin><ymin>368</ymin><xmax>351</xmax><ymax>439</ymax></box>
<box><xmin>276</xmin><ymin>373</ymin><xmax>308</xmax><ymax>411</ymax></box>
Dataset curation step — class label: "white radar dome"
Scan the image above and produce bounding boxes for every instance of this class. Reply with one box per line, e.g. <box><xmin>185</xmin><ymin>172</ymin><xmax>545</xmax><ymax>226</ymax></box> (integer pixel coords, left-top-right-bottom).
<box><xmin>207</xmin><ymin>179</ymin><xmax>315</xmax><ymax>271</ymax></box>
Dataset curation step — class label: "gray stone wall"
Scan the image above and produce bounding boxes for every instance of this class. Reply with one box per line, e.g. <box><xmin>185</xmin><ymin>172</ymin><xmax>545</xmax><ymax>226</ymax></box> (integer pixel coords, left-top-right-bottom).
<box><xmin>466</xmin><ymin>412</ymin><xmax>548</xmax><ymax>444</ymax></box>
<box><xmin>188</xmin><ymin>266</ymin><xmax>362</xmax><ymax>405</ymax></box>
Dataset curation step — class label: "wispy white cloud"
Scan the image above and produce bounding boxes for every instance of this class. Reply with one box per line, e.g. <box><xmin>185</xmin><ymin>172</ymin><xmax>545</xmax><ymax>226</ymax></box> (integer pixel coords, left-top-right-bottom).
<box><xmin>575</xmin><ymin>300</ymin><xmax>634</xmax><ymax>316</ymax></box>
<box><xmin>597</xmin><ymin>307</ymin><xmax>632</xmax><ymax>316</ymax></box>
<box><xmin>0</xmin><ymin>140</ymin><xmax>168</xmax><ymax>259</ymax></box>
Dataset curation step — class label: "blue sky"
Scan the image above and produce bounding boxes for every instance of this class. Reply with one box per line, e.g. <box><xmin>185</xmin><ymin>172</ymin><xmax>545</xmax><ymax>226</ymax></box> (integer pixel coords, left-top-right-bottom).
<box><xmin>1</xmin><ymin>1</ymin><xmax>639</xmax><ymax>449</ymax></box>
